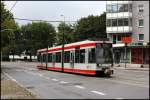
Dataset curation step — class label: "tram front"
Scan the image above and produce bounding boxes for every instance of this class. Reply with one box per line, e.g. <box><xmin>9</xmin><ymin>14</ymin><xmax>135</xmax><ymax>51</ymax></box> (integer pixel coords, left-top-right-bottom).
<box><xmin>96</xmin><ymin>43</ymin><xmax>113</xmax><ymax>76</ymax></box>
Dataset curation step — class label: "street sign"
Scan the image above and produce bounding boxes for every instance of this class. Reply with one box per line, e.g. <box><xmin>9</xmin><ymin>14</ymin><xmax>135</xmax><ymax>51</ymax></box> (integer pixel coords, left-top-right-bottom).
<box><xmin>122</xmin><ymin>37</ymin><xmax>132</xmax><ymax>44</ymax></box>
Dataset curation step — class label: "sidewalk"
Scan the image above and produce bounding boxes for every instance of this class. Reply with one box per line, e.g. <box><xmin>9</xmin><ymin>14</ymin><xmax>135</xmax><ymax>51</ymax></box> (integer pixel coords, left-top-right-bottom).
<box><xmin>113</xmin><ymin>64</ymin><xmax>149</xmax><ymax>71</ymax></box>
<box><xmin>1</xmin><ymin>72</ymin><xmax>37</xmax><ymax>99</ymax></box>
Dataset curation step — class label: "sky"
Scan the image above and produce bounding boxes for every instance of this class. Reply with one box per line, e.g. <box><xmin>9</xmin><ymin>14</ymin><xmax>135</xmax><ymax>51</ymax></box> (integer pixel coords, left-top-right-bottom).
<box><xmin>4</xmin><ymin>1</ymin><xmax>106</xmax><ymax>28</ymax></box>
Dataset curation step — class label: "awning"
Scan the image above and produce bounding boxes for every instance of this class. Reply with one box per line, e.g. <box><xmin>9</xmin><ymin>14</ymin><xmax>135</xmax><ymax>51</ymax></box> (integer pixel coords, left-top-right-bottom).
<box><xmin>113</xmin><ymin>43</ymin><xmax>125</xmax><ymax>47</ymax></box>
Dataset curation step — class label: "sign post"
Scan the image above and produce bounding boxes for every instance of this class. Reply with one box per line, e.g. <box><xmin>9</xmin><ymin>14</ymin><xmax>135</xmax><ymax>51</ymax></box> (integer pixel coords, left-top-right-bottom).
<box><xmin>122</xmin><ymin>37</ymin><xmax>132</xmax><ymax>68</ymax></box>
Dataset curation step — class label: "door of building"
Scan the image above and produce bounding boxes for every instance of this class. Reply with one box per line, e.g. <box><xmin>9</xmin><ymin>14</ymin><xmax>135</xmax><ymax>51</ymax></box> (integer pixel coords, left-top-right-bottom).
<box><xmin>131</xmin><ymin>47</ymin><xmax>144</xmax><ymax>64</ymax></box>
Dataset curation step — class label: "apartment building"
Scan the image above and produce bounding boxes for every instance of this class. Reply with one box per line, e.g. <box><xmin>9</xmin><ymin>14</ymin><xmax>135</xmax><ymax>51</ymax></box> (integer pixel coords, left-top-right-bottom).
<box><xmin>106</xmin><ymin>1</ymin><xmax>149</xmax><ymax>64</ymax></box>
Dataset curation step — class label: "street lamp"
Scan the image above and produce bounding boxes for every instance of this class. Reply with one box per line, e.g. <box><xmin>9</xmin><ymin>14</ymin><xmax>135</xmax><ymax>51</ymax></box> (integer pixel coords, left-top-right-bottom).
<box><xmin>1</xmin><ymin>29</ymin><xmax>14</xmax><ymax>32</ymax></box>
<box><xmin>1</xmin><ymin>29</ymin><xmax>14</xmax><ymax>62</ymax></box>
<box><xmin>60</xmin><ymin>14</ymin><xmax>65</xmax><ymax>72</ymax></box>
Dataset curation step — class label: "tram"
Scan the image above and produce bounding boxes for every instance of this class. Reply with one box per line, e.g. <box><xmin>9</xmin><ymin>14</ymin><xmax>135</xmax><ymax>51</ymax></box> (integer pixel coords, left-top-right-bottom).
<box><xmin>37</xmin><ymin>40</ymin><xmax>114</xmax><ymax>76</ymax></box>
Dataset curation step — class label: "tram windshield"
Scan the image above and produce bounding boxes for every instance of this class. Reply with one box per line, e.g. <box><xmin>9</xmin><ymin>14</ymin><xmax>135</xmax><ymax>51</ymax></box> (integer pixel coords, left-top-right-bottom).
<box><xmin>96</xmin><ymin>43</ymin><xmax>113</xmax><ymax>64</ymax></box>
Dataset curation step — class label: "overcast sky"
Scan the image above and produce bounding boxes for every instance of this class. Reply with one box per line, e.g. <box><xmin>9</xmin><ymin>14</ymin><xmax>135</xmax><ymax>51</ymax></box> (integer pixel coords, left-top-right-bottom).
<box><xmin>4</xmin><ymin>1</ymin><xmax>106</xmax><ymax>28</ymax></box>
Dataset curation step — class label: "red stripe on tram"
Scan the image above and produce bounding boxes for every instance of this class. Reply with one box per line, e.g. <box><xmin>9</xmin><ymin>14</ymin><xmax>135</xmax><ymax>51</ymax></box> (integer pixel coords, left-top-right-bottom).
<box><xmin>44</xmin><ymin>43</ymin><xmax>96</xmax><ymax>53</ymax></box>
<box><xmin>38</xmin><ymin>65</ymin><xmax>96</xmax><ymax>75</ymax></box>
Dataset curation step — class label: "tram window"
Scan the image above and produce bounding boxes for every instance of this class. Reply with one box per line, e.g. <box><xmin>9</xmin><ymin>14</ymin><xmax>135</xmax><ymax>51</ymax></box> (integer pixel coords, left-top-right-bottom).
<box><xmin>48</xmin><ymin>53</ymin><xmax>52</xmax><ymax>62</ymax></box>
<box><xmin>52</xmin><ymin>53</ymin><xmax>55</xmax><ymax>62</ymax></box>
<box><xmin>88</xmin><ymin>48</ymin><xmax>96</xmax><ymax>63</ymax></box>
<box><xmin>37</xmin><ymin>54</ymin><xmax>41</xmax><ymax>62</ymax></box>
<box><xmin>80</xmin><ymin>49</ymin><xmax>85</xmax><ymax>63</ymax></box>
<box><xmin>40</xmin><ymin>55</ymin><xmax>43</xmax><ymax>63</ymax></box>
<box><xmin>75</xmin><ymin>49</ymin><xmax>80</xmax><ymax>63</ymax></box>
<box><xmin>64</xmin><ymin>51</ymin><xmax>70</xmax><ymax>63</ymax></box>
<box><xmin>43</xmin><ymin>54</ymin><xmax>46</xmax><ymax>62</ymax></box>
<box><xmin>56</xmin><ymin>52</ymin><xmax>61</xmax><ymax>63</ymax></box>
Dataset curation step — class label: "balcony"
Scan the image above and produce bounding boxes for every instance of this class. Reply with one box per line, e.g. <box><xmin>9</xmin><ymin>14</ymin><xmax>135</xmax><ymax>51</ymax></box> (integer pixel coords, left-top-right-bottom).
<box><xmin>107</xmin><ymin>12</ymin><xmax>132</xmax><ymax>19</ymax></box>
<box><xmin>107</xmin><ymin>26</ymin><xmax>132</xmax><ymax>33</ymax></box>
<box><xmin>107</xmin><ymin>1</ymin><xmax>132</xmax><ymax>5</ymax></box>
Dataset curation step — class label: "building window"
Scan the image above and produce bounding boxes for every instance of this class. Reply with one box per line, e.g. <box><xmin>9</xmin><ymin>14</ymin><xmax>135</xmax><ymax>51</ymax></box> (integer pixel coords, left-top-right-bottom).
<box><xmin>113</xmin><ymin>35</ymin><xmax>116</xmax><ymax>43</ymax></box>
<box><xmin>139</xmin><ymin>19</ymin><xmax>144</xmax><ymax>27</ymax></box>
<box><xmin>124</xmin><ymin>18</ymin><xmax>129</xmax><ymax>26</ymax></box>
<box><xmin>129</xmin><ymin>4</ymin><xmax>132</xmax><ymax>12</ymax></box>
<box><xmin>107</xmin><ymin>19</ymin><xmax>112</xmax><ymax>27</ymax></box>
<box><xmin>118</xmin><ymin>4</ymin><xmax>124</xmax><ymax>12</ymax></box>
<box><xmin>107</xmin><ymin>18</ymin><xmax>131</xmax><ymax>27</ymax></box>
<box><xmin>112</xmin><ymin>19</ymin><xmax>117</xmax><ymax>26</ymax></box>
<box><xmin>139</xmin><ymin>34</ymin><xmax>144</xmax><ymax>41</ymax></box>
<box><xmin>107</xmin><ymin>5</ymin><xmax>112</xmax><ymax>13</ymax></box>
<box><xmin>118</xmin><ymin>19</ymin><xmax>123</xmax><ymax>26</ymax></box>
<box><xmin>112</xmin><ymin>4</ymin><xmax>117</xmax><ymax>13</ymax></box>
<box><xmin>138</xmin><ymin>5</ymin><xmax>144</xmax><ymax>12</ymax></box>
<box><xmin>129</xmin><ymin>18</ymin><xmax>132</xmax><ymax>26</ymax></box>
<box><xmin>117</xmin><ymin>35</ymin><xmax>122</xmax><ymax>41</ymax></box>
<box><xmin>123</xmin><ymin>4</ymin><xmax>128</xmax><ymax>12</ymax></box>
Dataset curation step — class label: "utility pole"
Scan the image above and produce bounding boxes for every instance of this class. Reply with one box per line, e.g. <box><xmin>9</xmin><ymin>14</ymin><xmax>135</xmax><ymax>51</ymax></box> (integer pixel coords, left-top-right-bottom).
<box><xmin>46</xmin><ymin>41</ymin><xmax>48</xmax><ymax>70</ymax></box>
<box><xmin>61</xmin><ymin>15</ymin><xmax>65</xmax><ymax>72</ymax></box>
<box><xmin>1</xmin><ymin>51</ymin><xmax>2</xmax><ymax>62</ymax></box>
<box><xmin>125</xmin><ymin>43</ymin><xmax>127</xmax><ymax>68</ymax></box>
<box><xmin>122</xmin><ymin>37</ymin><xmax>132</xmax><ymax>69</ymax></box>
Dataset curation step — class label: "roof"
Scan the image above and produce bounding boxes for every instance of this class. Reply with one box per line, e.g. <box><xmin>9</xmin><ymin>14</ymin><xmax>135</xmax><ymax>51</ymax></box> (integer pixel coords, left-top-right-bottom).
<box><xmin>37</xmin><ymin>40</ymin><xmax>112</xmax><ymax>53</ymax></box>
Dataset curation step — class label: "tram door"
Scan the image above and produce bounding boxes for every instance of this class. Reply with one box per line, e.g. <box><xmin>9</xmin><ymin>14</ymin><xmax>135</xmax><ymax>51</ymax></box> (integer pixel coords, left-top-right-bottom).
<box><xmin>40</xmin><ymin>54</ymin><xmax>43</xmax><ymax>66</ymax></box>
<box><xmin>52</xmin><ymin>53</ymin><xmax>55</xmax><ymax>67</ymax></box>
<box><xmin>70</xmin><ymin>51</ymin><xmax>74</xmax><ymax>68</ymax></box>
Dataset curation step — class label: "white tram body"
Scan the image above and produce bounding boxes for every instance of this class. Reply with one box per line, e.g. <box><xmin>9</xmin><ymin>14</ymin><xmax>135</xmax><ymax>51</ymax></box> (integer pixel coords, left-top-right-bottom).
<box><xmin>37</xmin><ymin>40</ymin><xmax>114</xmax><ymax>76</ymax></box>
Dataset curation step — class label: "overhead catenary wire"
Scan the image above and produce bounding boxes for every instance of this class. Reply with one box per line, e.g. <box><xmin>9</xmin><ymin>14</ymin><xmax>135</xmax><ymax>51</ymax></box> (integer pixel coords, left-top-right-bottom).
<box><xmin>10</xmin><ymin>1</ymin><xmax>18</xmax><ymax>12</ymax></box>
<box><xmin>13</xmin><ymin>18</ymin><xmax>77</xmax><ymax>23</ymax></box>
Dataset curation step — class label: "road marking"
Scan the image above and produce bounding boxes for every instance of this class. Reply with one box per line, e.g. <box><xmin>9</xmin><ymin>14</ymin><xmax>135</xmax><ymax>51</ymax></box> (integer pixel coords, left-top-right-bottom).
<box><xmin>51</xmin><ymin>78</ymin><xmax>58</xmax><ymax>81</ymax></box>
<box><xmin>45</xmin><ymin>77</ymin><xmax>50</xmax><ymax>80</ymax></box>
<box><xmin>38</xmin><ymin>74</ymin><xmax>43</xmax><ymax>77</ymax></box>
<box><xmin>115</xmin><ymin>97</ymin><xmax>124</xmax><ymax>99</ymax></box>
<box><xmin>24</xmin><ymin>70</ymin><xmax>37</xmax><ymax>76</ymax></box>
<box><xmin>60</xmin><ymin>81</ymin><xmax>68</xmax><ymax>84</ymax></box>
<box><xmin>74</xmin><ymin>85</ymin><xmax>85</xmax><ymax>89</ymax></box>
<box><xmin>91</xmin><ymin>91</ymin><xmax>106</xmax><ymax>95</ymax></box>
<box><xmin>104</xmin><ymin>79</ymin><xmax>149</xmax><ymax>88</ymax></box>
<box><xmin>15</xmin><ymin>69</ymin><xmax>22</xmax><ymax>72</ymax></box>
<box><xmin>30</xmin><ymin>72</ymin><xmax>37</xmax><ymax>75</ymax></box>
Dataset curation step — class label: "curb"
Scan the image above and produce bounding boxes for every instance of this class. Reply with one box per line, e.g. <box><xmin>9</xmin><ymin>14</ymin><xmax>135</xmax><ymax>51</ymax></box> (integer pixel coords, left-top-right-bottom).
<box><xmin>125</xmin><ymin>68</ymin><xmax>149</xmax><ymax>71</ymax></box>
<box><xmin>114</xmin><ymin>67</ymin><xmax>149</xmax><ymax>71</ymax></box>
<box><xmin>2</xmin><ymin>72</ymin><xmax>39</xmax><ymax>99</ymax></box>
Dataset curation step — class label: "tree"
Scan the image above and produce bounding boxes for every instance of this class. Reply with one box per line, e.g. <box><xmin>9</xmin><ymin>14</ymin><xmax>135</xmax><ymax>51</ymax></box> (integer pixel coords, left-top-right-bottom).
<box><xmin>74</xmin><ymin>12</ymin><xmax>107</xmax><ymax>41</ymax></box>
<box><xmin>20</xmin><ymin>22</ymin><xmax>56</xmax><ymax>61</ymax></box>
<box><xmin>56</xmin><ymin>22</ymin><xmax>75</xmax><ymax>45</ymax></box>
<box><xmin>1</xmin><ymin>2</ymin><xmax>19</xmax><ymax>60</ymax></box>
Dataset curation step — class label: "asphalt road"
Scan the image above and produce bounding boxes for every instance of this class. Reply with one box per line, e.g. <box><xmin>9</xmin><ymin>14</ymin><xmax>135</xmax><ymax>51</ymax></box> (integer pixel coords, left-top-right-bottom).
<box><xmin>1</xmin><ymin>61</ymin><xmax>149</xmax><ymax>99</ymax></box>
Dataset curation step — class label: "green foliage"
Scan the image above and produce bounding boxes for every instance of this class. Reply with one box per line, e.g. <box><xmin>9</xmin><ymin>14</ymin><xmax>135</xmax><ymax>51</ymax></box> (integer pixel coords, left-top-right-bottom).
<box><xmin>1</xmin><ymin>2</ymin><xmax>18</xmax><ymax>56</ymax></box>
<box><xmin>56</xmin><ymin>22</ymin><xmax>75</xmax><ymax>45</ymax></box>
<box><xmin>20</xmin><ymin>22</ymin><xmax>56</xmax><ymax>55</ymax></box>
<box><xmin>1</xmin><ymin>2</ymin><xmax>107</xmax><ymax>61</ymax></box>
<box><xmin>74</xmin><ymin>12</ymin><xmax>107</xmax><ymax>41</ymax></box>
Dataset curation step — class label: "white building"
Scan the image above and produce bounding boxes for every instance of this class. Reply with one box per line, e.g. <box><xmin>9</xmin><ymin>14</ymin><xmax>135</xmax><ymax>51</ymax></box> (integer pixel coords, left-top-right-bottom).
<box><xmin>106</xmin><ymin>1</ymin><xmax>149</xmax><ymax>64</ymax></box>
